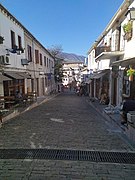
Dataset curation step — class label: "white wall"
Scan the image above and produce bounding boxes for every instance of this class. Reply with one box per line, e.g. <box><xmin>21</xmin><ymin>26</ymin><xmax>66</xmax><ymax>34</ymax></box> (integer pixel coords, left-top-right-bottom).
<box><xmin>24</xmin><ymin>32</ymin><xmax>55</xmax><ymax>95</ymax></box>
<box><xmin>121</xmin><ymin>1</ymin><xmax>135</xmax><ymax>59</ymax></box>
<box><xmin>0</xmin><ymin>11</ymin><xmax>26</xmax><ymax>69</ymax></box>
<box><xmin>88</xmin><ymin>49</ymin><xmax>97</xmax><ymax>72</ymax></box>
<box><xmin>98</xmin><ymin>59</ymin><xmax>110</xmax><ymax>70</ymax></box>
<box><xmin>123</xmin><ymin>20</ymin><xmax>135</xmax><ymax>59</ymax></box>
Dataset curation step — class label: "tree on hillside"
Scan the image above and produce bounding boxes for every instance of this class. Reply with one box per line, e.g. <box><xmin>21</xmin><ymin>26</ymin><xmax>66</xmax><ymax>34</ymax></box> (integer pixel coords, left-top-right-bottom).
<box><xmin>54</xmin><ymin>57</ymin><xmax>64</xmax><ymax>82</ymax></box>
<box><xmin>48</xmin><ymin>45</ymin><xmax>64</xmax><ymax>83</ymax></box>
<box><xmin>48</xmin><ymin>44</ymin><xmax>63</xmax><ymax>58</ymax></box>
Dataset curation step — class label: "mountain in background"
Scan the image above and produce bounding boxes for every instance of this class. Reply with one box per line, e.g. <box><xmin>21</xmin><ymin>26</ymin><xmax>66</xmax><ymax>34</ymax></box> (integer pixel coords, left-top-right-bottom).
<box><xmin>58</xmin><ymin>52</ymin><xmax>86</xmax><ymax>62</ymax></box>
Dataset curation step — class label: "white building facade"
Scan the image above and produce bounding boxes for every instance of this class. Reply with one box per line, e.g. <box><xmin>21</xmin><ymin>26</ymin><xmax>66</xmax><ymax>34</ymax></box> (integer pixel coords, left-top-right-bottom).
<box><xmin>24</xmin><ymin>30</ymin><xmax>55</xmax><ymax>96</ymax></box>
<box><xmin>62</xmin><ymin>61</ymin><xmax>84</xmax><ymax>87</ymax></box>
<box><xmin>0</xmin><ymin>4</ymin><xmax>55</xmax><ymax>97</ymax></box>
<box><xmin>87</xmin><ymin>0</ymin><xmax>135</xmax><ymax>107</ymax></box>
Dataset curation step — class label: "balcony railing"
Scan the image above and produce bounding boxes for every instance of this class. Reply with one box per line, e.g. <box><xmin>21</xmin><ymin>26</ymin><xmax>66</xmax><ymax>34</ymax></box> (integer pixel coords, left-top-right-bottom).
<box><xmin>95</xmin><ymin>32</ymin><xmax>124</xmax><ymax>58</ymax></box>
<box><xmin>95</xmin><ymin>46</ymin><xmax>111</xmax><ymax>57</ymax></box>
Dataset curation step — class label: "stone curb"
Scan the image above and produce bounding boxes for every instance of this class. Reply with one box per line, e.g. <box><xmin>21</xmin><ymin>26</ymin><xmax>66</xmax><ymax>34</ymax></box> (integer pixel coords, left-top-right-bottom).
<box><xmin>87</xmin><ymin>99</ymin><xmax>135</xmax><ymax>149</ymax></box>
<box><xmin>87</xmin><ymin>99</ymin><xmax>125</xmax><ymax>132</ymax></box>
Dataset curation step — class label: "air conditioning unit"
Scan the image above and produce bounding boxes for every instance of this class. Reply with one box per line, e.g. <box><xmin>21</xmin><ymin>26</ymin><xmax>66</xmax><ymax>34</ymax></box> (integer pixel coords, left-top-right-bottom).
<box><xmin>0</xmin><ymin>56</ymin><xmax>10</xmax><ymax>65</ymax></box>
<box><xmin>21</xmin><ymin>59</ymin><xmax>29</xmax><ymax>65</ymax></box>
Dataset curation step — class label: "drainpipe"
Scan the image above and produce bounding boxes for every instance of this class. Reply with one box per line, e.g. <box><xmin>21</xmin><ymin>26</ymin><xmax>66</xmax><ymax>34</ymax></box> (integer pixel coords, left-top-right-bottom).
<box><xmin>32</xmin><ymin>39</ymin><xmax>36</xmax><ymax>93</ymax></box>
<box><xmin>109</xmin><ymin>67</ymin><xmax>112</xmax><ymax>106</ymax></box>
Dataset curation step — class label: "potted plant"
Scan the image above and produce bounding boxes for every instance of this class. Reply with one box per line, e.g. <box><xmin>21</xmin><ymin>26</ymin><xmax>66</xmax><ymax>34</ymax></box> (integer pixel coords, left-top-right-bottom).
<box><xmin>127</xmin><ymin>66</ymin><xmax>135</xmax><ymax>81</ymax></box>
<box><xmin>123</xmin><ymin>21</ymin><xmax>133</xmax><ymax>41</ymax></box>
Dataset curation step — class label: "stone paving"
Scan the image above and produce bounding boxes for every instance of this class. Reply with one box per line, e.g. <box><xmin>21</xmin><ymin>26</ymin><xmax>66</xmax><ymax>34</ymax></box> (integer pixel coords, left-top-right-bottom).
<box><xmin>87</xmin><ymin>98</ymin><xmax>135</xmax><ymax>148</ymax></box>
<box><xmin>0</xmin><ymin>159</ymin><xmax>135</xmax><ymax>180</ymax></box>
<box><xmin>0</xmin><ymin>91</ymin><xmax>135</xmax><ymax>179</ymax></box>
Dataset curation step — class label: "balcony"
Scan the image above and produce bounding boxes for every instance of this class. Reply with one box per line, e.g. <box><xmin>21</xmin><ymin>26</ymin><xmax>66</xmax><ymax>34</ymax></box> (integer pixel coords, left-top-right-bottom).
<box><xmin>95</xmin><ymin>32</ymin><xmax>125</xmax><ymax>61</ymax></box>
<box><xmin>95</xmin><ymin>45</ymin><xmax>124</xmax><ymax>61</ymax></box>
<box><xmin>95</xmin><ymin>46</ymin><xmax>111</xmax><ymax>57</ymax></box>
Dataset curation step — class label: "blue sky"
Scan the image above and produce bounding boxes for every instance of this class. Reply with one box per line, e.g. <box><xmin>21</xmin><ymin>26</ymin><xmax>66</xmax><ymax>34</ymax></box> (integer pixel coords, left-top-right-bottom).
<box><xmin>1</xmin><ymin>0</ymin><xmax>124</xmax><ymax>56</ymax></box>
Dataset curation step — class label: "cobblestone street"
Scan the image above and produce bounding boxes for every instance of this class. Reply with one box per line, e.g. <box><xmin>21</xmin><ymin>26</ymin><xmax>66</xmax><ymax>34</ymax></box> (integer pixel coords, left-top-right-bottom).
<box><xmin>0</xmin><ymin>91</ymin><xmax>135</xmax><ymax>179</ymax></box>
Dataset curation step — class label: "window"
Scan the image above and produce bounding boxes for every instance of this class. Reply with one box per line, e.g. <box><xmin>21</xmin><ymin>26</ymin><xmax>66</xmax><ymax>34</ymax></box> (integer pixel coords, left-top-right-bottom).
<box><xmin>50</xmin><ymin>60</ymin><xmax>53</xmax><ymax>69</ymax></box>
<box><xmin>18</xmin><ymin>35</ymin><xmax>22</xmax><ymax>49</ymax></box>
<box><xmin>47</xmin><ymin>58</ymin><xmax>48</xmax><ymax>67</ymax></box>
<box><xmin>35</xmin><ymin>49</ymin><xmax>39</xmax><ymax>64</ymax></box>
<box><xmin>27</xmin><ymin>45</ymin><xmax>32</xmax><ymax>62</ymax></box>
<box><xmin>45</xmin><ymin>77</ymin><xmax>47</xmax><ymax>87</ymax></box>
<box><xmin>3</xmin><ymin>79</ymin><xmax>24</xmax><ymax>96</ymax></box>
<box><xmin>44</xmin><ymin>56</ymin><xmax>46</xmax><ymax>67</ymax></box>
<box><xmin>49</xmin><ymin>59</ymin><xmax>51</xmax><ymax>68</ymax></box>
<box><xmin>40</xmin><ymin>53</ymin><xmax>42</xmax><ymax>65</ymax></box>
<box><xmin>11</xmin><ymin>30</ymin><xmax>16</xmax><ymax>49</ymax></box>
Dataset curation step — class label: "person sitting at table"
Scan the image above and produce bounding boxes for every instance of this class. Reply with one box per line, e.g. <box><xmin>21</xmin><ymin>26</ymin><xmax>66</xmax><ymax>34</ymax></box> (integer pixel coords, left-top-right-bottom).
<box><xmin>15</xmin><ymin>91</ymin><xmax>22</xmax><ymax>104</ymax></box>
<box><xmin>121</xmin><ymin>98</ymin><xmax>135</xmax><ymax>124</ymax></box>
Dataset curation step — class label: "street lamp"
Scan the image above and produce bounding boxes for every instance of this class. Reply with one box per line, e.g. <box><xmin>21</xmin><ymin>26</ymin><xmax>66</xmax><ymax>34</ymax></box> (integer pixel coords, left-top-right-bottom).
<box><xmin>129</xmin><ymin>8</ymin><xmax>135</xmax><ymax>20</ymax></box>
<box><xmin>126</xmin><ymin>8</ymin><xmax>135</xmax><ymax>20</ymax></box>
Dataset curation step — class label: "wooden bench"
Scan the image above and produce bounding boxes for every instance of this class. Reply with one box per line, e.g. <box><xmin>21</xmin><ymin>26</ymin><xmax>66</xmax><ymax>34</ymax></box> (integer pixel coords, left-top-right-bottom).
<box><xmin>0</xmin><ymin>96</ymin><xmax>15</xmax><ymax>100</ymax></box>
<box><xmin>0</xmin><ymin>96</ymin><xmax>15</xmax><ymax>109</ymax></box>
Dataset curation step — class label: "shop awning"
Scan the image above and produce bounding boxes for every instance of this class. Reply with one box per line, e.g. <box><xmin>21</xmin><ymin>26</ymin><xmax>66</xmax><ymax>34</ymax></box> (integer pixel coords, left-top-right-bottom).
<box><xmin>112</xmin><ymin>57</ymin><xmax>135</xmax><ymax>67</ymax></box>
<box><xmin>86</xmin><ymin>79</ymin><xmax>92</xmax><ymax>84</ymax></box>
<box><xmin>18</xmin><ymin>72</ymin><xmax>31</xmax><ymax>79</ymax></box>
<box><xmin>0</xmin><ymin>73</ymin><xmax>12</xmax><ymax>82</ymax></box>
<box><xmin>4</xmin><ymin>71</ymin><xmax>31</xmax><ymax>79</ymax></box>
<box><xmin>95</xmin><ymin>51</ymin><xmax>124</xmax><ymax>61</ymax></box>
<box><xmin>90</xmin><ymin>69</ymin><xmax>110</xmax><ymax>79</ymax></box>
<box><xmin>93</xmin><ymin>72</ymin><xmax>107</xmax><ymax>79</ymax></box>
